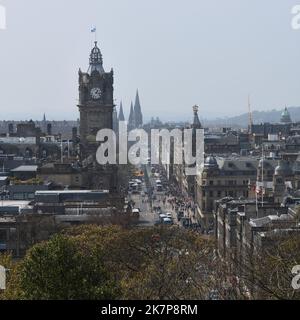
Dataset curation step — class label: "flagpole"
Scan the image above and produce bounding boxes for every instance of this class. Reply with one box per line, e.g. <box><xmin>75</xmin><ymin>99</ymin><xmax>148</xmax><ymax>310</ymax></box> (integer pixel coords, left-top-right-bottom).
<box><xmin>255</xmin><ymin>187</ymin><xmax>258</xmax><ymax>217</ymax></box>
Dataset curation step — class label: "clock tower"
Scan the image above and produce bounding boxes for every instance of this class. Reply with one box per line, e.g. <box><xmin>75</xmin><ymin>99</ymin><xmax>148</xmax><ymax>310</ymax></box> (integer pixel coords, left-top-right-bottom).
<box><xmin>78</xmin><ymin>41</ymin><xmax>114</xmax><ymax>156</ymax></box>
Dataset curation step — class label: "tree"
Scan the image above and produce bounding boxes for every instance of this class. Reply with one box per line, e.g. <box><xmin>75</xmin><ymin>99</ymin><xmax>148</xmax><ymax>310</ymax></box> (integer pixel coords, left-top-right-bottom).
<box><xmin>64</xmin><ymin>225</ymin><xmax>225</xmax><ymax>300</ymax></box>
<box><xmin>7</xmin><ymin>224</ymin><xmax>294</xmax><ymax>300</ymax></box>
<box><xmin>7</xmin><ymin>234</ymin><xmax>119</xmax><ymax>300</ymax></box>
<box><xmin>230</xmin><ymin>233</ymin><xmax>300</xmax><ymax>300</ymax></box>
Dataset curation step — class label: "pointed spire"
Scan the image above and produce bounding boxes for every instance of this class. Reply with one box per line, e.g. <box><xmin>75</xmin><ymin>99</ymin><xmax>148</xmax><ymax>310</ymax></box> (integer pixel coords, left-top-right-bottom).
<box><xmin>88</xmin><ymin>41</ymin><xmax>105</xmax><ymax>74</ymax></box>
<box><xmin>43</xmin><ymin>113</ymin><xmax>46</xmax><ymax>122</ymax></box>
<box><xmin>192</xmin><ymin>105</ymin><xmax>202</xmax><ymax>129</ymax></box>
<box><xmin>128</xmin><ymin>102</ymin><xmax>135</xmax><ymax>130</ymax></box>
<box><xmin>134</xmin><ymin>89</ymin><xmax>143</xmax><ymax>128</ymax></box>
<box><xmin>118</xmin><ymin>101</ymin><xmax>125</xmax><ymax>121</ymax></box>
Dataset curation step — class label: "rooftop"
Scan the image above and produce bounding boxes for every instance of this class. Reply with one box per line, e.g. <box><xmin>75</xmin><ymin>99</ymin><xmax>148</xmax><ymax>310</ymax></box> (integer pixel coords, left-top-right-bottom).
<box><xmin>0</xmin><ymin>200</ymin><xmax>32</xmax><ymax>208</ymax></box>
<box><xmin>11</xmin><ymin>165</ymin><xmax>38</xmax><ymax>172</ymax></box>
<box><xmin>35</xmin><ymin>190</ymin><xmax>109</xmax><ymax>195</ymax></box>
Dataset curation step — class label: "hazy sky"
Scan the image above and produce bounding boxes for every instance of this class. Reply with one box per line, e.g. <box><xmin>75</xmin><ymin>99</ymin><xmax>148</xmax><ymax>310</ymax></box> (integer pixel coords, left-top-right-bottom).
<box><xmin>0</xmin><ymin>0</ymin><xmax>299</xmax><ymax>121</ymax></box>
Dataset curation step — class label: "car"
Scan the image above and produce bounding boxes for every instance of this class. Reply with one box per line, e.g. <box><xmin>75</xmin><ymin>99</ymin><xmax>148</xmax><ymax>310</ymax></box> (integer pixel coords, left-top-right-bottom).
<box><xmin>166</xmin><ymin>213</ymin><xmax>173</xmax><ymax>219</ymax></box>
<box><xmin>159</xmin><ymin>213</ymin><xmax>168</xmax><ymax>220</ymax></box>
<box><xmin>132</xmin><ymin>208</ymin><xmax>140</xmax><ymax>218</ymax></box>
<box><xmin>208</xmin><ymin>290</ymin><xmax>220</xmax><ymax>300</ymax></box>
<box><xmin>162</xmin><ymin>217</ymin><xmax>173</xmax><ymax>225</ymax></box>
<box><xmin>156</xmin><ymin>184</ymin><xmax>163</xmax><ymax>192</ymax></box>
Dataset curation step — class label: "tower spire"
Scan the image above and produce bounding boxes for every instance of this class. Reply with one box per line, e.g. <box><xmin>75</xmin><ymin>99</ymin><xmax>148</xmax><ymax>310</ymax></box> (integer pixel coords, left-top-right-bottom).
<box><xmin>119</xmin><ymin>101</ymin><xmax>125</xmax><ymax>121</ymax></box>
<box><xmin>134</xmin><ymin>89</ymin><xmax>143</xmax><ymax>128</ymax></box>
<box><xmin>88</xmin><ymin>41</ymin><xmax>104</xmax><ymax>74</ymax></box>
<box><xmin>128</xmin><ymin>102</ymin><xmax>135</xmax><ymax>130</ymax></box>
<box><xmin>192</xmin><ymin>105</ymin><xmax>202</xmax><ymax>129</ymax></box>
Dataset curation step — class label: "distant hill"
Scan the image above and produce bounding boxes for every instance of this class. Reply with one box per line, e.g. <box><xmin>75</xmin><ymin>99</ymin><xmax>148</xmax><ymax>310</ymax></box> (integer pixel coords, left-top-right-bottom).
<box><xmin>202</xmin><ymin>106</ymin><xmax>300</xmax><ymax>128</ymax></box>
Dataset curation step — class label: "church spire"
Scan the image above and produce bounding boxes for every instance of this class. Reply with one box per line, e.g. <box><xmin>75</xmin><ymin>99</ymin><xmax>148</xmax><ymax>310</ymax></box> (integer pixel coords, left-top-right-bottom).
<box><xmin>88</xmin><ymin>41</ymin><xmax>105</xmax><ymax>74</ymax></box>
<box><xmin>134</xmin><ymin>89</ymin><xmax>143</xmax><ymax>128</ymax></box>
<box><xmin>118</xmin><ymin>101</ymin><xmax>125</xmax><ymax>121</ymax></box>
<box><xmin>128</xmin><ymin>102</ymin><xmax>135</xmax><ymax>130</ymax></box>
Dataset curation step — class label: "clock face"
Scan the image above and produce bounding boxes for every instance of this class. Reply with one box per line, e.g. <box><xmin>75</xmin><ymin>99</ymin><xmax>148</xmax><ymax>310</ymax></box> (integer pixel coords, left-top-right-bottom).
<box><xmin>91</xmin><ymin>87</ymin><xmax>102</xmax><ymax>100</ymax></box>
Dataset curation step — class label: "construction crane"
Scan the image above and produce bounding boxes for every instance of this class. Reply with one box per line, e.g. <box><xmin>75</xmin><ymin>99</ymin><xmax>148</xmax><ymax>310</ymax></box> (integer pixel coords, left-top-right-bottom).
<box><xmin>248</xmin><ymin>94</ymin><xmax>253</xmax><ymax>133</ymax></box>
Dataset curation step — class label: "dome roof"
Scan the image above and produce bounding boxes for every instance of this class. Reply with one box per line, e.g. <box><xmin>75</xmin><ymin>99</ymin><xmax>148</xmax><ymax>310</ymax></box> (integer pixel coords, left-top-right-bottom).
<box><xmin>280</xmin><ymin>107</ymin><xmax>292</xmax><ymax>124</ymax></box>
<box><xmin>275</xmin><ymin>160</ymin><xmax>293</xmax><ymax>176</ymax></box>
<box><xmin>204</xmin><ymin>156</ymin><xmax>218</xmax><ymax>169</ymax></box>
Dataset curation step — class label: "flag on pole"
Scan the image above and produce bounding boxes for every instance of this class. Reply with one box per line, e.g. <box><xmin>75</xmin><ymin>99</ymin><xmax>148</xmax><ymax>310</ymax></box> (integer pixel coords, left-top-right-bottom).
<box><xmin>91</xmin><ymin>27</ymin><xmax>96</xmax><ymax>33</ymax></box>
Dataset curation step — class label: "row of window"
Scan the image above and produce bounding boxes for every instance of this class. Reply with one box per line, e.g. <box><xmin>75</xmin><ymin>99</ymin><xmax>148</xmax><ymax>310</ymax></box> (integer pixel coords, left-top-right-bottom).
<box><xmin>202</xmin><ymin>190</ymin><xmax>249</xmax><ymax>198</ymax></box>
<box><xmin>203</xmin><ymin>180</ymin><xmax>249</xmax><ymax>186</ymax></box>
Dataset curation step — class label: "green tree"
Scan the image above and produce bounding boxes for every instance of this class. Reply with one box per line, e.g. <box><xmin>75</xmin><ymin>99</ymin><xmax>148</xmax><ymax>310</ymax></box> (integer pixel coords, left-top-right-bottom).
<box><xmin>11</xmin><ymin>234</ymin><xmax>119</xmax><ymax>300</ymax></box>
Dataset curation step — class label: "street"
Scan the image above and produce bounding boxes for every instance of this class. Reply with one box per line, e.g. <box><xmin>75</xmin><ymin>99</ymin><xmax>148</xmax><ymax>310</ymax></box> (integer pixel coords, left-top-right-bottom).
<box><xmin>128</xmin><ymin>164</ymin><xmax>184</xmax><ymax>227</ymax></box>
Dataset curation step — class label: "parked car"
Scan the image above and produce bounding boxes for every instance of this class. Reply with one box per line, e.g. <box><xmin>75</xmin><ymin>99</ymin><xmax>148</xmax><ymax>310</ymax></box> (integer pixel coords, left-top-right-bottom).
<box><xmin>162</xmin><ymin>217</ymin><xmax>173</xmax><ymax>225</ymax></box>
<box><xmin>159</xmin><ymin>213</ymin><xmax>168</xmax><ymax>220</ymax></box>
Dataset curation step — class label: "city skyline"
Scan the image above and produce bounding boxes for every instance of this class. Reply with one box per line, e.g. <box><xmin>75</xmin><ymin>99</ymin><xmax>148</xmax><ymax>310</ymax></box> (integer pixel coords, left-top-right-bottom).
<box><xmin>0</xmin><ymin>0</ymin><xmax>299</xmax><ymax>121</ymax></box>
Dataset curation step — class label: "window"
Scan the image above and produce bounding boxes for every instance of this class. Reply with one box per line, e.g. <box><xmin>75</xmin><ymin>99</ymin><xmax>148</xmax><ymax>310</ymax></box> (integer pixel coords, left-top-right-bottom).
<box><xmin>209</xmin><ymin>180</ymin><xmax>214</xmax><ymax>186</ymax></box>
<box><xmin>13</xmin><ymin>193</ymin><xmax>24</xmax><ymax>200</ymax></box>
<box><xmin>209</xmin><ymin>191</ymin><xmax>214</xmax><ymax>197</ymax></box>
<box><xmin>217</xmin><ymin>191</ymin><xmax>222</xmax><ymax>198</ymax></box>
<box><xmin>202</xmin><ymin>190</ymin><xmax>206</xmax><ymax>197</ymax></box>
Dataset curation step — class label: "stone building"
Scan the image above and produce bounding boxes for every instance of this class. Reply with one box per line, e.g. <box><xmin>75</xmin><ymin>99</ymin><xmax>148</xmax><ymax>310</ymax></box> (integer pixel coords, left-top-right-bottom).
<box><xmin>77</xmin><ymin>41</ymin><xmax>114</xmax><ymax>157</ymax></box>
<box><xmin>37</xmin><ymin>163</ymin><xmax>88</xmax><ymax>189</ymax></box>
<box><xmin>214</xmin><ymin>198</ymin><xmax>289</xmax><ymax>260</ymax></box>
<box><xmin>77</xmin><ymin>41</ymin><xmax>118</xmax><ymax>192</ymax></box>
<box><xmin>195</xmin><ymin>156</ymin><xmax>258</xmax><ymax>231</ymax></box>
